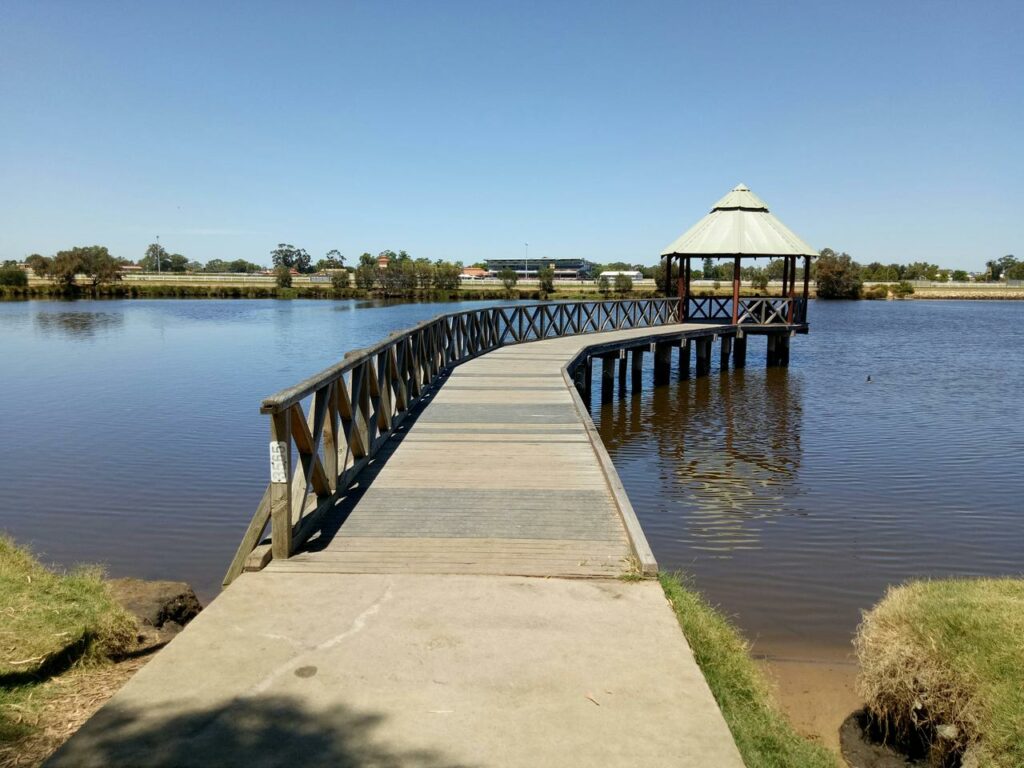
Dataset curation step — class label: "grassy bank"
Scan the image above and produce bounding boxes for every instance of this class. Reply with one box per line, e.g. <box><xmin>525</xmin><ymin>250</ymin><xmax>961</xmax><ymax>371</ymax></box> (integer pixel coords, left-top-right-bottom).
<box><xmin>659</xmin><ymin>574</ymin><xmax>838</xmax><ymax>768</ymax></box>
<box><xmin>856</xmin><ymin>578</ymin><xmax>1024</xmax><ymax>767</ymax></box>
<box><xmin>0</xmin><ymin>537</ymin><xmax>134</xmax><ymax>749</ymax></box>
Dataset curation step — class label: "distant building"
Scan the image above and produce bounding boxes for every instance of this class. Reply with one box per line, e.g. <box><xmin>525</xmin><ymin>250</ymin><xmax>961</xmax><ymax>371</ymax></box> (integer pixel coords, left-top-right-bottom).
<box><xmin>460</xmin><ymin>267</ymin><xmax>489</xmax><ymax>280</ymax></box>
<box><xmin>484</xmin><ymin>257</ymin><xmax>594</xmax><ymax>279</ymax></box>
<box><xmin>120</xmin><ymin>264</ymin><xmax>143</xmax><ymax>272</ymax></box>
<box><xmin>599</xmin><ymin>270</ymin><xmax>643</xmax><ymax>281</ymax></box>
<box><xmin>377</xmin><ymin>253</ymin><xmax>390</xmax><ymax>269</ymax></box>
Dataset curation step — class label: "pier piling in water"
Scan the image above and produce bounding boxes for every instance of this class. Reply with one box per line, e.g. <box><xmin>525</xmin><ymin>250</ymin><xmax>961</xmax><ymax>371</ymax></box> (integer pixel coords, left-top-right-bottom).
<box><xmin>679</xmin><ymin>340</ymin><xmax>691</xmax><ymax>380</ymax></box>
<box><xmin>654</xmin><ymin>341</ymin><xmax>673</xmax><ymax>385</ymax></box>
<box><xmin>719</xmin><ymin>336</ymin><xmax>732</xmax><ymax>371</ymax></box>
<box><xmin>733</xmin><ymin>334</ymin><xmax>747</xmax><ymax>368</ymax></box>
<box><xmin>696</xmin><ymin>337</ymin><xmax>712</xmax><ymax>377</ymax></box>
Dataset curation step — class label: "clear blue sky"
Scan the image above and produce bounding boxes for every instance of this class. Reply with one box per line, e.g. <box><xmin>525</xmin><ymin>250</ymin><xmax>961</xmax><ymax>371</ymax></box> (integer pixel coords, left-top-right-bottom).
<box><xmin>1</xmin><ymin>1</ymin><xmax>1020</xmax><ymax>270</ymax></box>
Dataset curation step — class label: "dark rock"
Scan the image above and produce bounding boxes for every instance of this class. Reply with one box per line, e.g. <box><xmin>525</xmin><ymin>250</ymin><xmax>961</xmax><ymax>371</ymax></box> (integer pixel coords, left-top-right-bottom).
<box><xmin>840</xmin><ymin>709</ymin><xmax>928</xmax><ymax>768</ymax></box>
<box><xmin>107</xmin><ymin>578</ymin><xmax>203</xmax><ymax>648</ymax></box>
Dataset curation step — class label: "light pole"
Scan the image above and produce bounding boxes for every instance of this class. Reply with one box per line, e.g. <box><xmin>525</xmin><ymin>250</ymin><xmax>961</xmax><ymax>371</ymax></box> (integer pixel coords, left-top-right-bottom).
<box><xmin>156</xmin><ymin>234</ymin><xmax>160</xmax><ymax>274</ymax></box>
<box><xmin>524</xmin><ymin>242</ymin><xmax>529</xmax><ymax>281</ymax></box>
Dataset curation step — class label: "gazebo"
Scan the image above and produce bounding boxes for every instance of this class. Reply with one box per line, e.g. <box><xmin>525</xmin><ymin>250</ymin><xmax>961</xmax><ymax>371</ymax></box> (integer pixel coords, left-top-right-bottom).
<box><xmin>660</xmin><ymin>184</ymin><xmax>816</xmax><ymax>326</ymax></box>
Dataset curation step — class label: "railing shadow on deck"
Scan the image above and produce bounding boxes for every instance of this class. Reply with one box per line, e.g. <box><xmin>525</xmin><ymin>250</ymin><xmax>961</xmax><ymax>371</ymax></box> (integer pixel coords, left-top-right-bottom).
<box><xmin>224</xmin><ymin>297</ymin><xmax>804</xmax><ymax>585</ymax></box>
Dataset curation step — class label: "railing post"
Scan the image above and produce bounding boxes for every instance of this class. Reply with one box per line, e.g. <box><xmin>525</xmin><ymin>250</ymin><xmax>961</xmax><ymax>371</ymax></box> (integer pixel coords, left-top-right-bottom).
<box><xmin>269</xmin><ymin>409</ymin><xmax>293</xmax><ymax>560</ymax></box>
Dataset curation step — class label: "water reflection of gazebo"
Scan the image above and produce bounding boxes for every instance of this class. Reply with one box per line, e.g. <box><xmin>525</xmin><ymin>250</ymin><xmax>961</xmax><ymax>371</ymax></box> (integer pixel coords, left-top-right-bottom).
<box><xmin>660</xmin><ymin>184</ymin><xmax>816</xmax><ymax>327</ymax></box>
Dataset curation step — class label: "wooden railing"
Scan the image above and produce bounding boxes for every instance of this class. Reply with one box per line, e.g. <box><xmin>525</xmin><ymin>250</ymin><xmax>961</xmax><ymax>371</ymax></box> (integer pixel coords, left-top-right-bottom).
<box><xmin>223</xmin><ymin>298</ymin><xmax>683</xmax><ymax>584</ymax></box>
<box><xmin>686</xmin><ymin>296</ymin><xmax>807</xmax><ymax>325</ymax></box>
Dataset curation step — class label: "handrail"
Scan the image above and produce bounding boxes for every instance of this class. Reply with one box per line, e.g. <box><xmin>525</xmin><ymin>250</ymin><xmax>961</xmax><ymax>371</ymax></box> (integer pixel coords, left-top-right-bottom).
<box><xmin>225</xmin><ymin>298</ymin><xmax>681</xmax><ymax>584</ymax></box>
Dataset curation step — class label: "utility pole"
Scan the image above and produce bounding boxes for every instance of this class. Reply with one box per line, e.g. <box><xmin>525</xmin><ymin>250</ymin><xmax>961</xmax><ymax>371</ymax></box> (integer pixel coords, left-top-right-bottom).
<box><xmin>156</xmin><ymin>234</ymin><xmax>161</xmax><ymax>274</ymax></box>
<box><xmin>525</xmin><ymin>242</ymin><xmax>529</xmax><ymax>281</ymax></box>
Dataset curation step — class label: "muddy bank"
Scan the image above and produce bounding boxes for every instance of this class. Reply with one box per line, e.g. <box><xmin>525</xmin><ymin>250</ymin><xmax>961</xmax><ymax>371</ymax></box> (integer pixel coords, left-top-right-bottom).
<box><xmin>756</xmin><ymin>641</ymin><xmax>861</xmax><ymax>754</ymax></box>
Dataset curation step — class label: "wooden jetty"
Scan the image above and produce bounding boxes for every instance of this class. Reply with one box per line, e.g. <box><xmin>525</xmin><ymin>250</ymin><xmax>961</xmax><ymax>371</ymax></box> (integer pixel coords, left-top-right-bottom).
<box><xmin>224</xmin><ymin>297</ymin><xmax>806</xmax><ymax>584</ymax></box>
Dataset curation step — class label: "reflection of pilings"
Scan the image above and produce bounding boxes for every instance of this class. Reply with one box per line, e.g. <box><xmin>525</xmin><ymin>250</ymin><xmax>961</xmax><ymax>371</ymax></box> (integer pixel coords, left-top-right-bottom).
<box><xmin>733</xmin><ymin>334</ymin><xmax>747</xmax><ymax>368</ymax></box>
<box><xmin>719</xmin><ymin>336</ymin><xmax>733</xmax><ymax>371</ymax></box>
<box><xmin>600</xmin><ymin>353</ymin><xmax>616</xmax><ymax>404</ymax></box>
<box><xmin>654</xmin><ymin>341</ymin><xmax>672</xmax><ymax>386</ymax></box>
<box><xmin>631</xmin><ymin>348</ymin><xmax>644</xmax><ymax>390</ymax></box>
<box><xmin>617</xmin><ymin>352</ymin><xmax>627</xmax><ymax>399</ymax></box>
<box><xmin>679</xmin><ymin>340</ymin><xmax>691</xmax><ymax>380</ymax></box>
<box><xmin>695</xmin><ymin>337</ymin><xmax>712</xmax><ymax>377</ymax></box>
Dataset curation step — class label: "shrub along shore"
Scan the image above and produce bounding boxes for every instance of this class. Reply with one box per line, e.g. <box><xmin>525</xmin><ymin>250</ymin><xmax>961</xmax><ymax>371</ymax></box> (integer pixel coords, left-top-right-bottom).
<box><xmin>855</xmin><ymin>578</ymin><xmax>1024</xmax><ymax>768</ymax></box>
<box><xmin>4</xmin><ymin>280</ymin><xmax>1024</xmax><ymax>302</ymax></box>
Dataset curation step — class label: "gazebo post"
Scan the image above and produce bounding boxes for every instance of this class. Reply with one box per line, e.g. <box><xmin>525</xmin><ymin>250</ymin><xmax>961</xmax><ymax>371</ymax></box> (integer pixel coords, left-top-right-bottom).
<box><xmin>680</xmin><ymin>257</ymin><xmax>691</xmax><ymax>322</ymax></box>
<box><xmin>731</xmin><ymin>256</ymin><xmax>741</xmax><ymax>325</ymax></box>
<box><xmin>802</xmin><ymin>254</ymin><xmax>811</xmax><ymax>322</ymax></box>
<box><xmin>787</xmin><ymin>256</ymin><xmax>797</xmax><ymax>323</ymax></box>
<box><xmin>781</xmin><ymin>256</ymin><xmax>789</xmax><ymax>299</ymax></box>
<box><xmin>663</xmin><ymin>255</ymin><xmax>673</xmax><ymax>297</ymax></box>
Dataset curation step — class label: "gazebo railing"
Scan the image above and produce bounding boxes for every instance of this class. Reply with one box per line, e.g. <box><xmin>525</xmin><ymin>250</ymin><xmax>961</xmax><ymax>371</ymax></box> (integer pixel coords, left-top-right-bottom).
<box><xmin>686</xmin><ymin>296</ymin><xmax>807</xmax><ymax>325</ymax></box>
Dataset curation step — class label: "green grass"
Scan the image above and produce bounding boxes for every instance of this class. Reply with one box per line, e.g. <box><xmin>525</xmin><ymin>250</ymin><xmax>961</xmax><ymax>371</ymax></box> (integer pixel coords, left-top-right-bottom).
<box><xmin>659</xmin><ymin>573</ymin><xmax>838</xmax><ymax>768</ymax></box>
<box><xmin>0</xmin><ymin>536</ymin><xmax>135</xmax><ymax>743</ymax></box>
<box><xmin>855</xmin><ymin>578</ymin><xmax>1024</xmax><ymax>767</ymax></box>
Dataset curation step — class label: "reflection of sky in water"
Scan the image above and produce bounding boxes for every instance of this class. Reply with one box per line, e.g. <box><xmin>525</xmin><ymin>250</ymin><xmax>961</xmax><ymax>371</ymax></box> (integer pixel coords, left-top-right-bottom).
<box><xmin>596</xmin><ymin>301</ymin><xmax>1024</xmax><ymax>651</ymax></box>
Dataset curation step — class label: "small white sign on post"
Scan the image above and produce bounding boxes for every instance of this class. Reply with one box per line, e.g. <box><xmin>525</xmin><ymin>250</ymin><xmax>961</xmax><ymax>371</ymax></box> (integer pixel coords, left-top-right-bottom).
<box><xmin>269</xmin><ymin>441</ymin><xmax>288</xmax><ymax>483</ymax></box>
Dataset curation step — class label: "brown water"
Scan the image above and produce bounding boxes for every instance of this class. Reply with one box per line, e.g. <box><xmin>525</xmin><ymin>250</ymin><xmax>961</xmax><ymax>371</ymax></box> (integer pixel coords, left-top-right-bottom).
<box><xmin>592</xmin><ymin>300</ymin><xmax>1024</xmax><ymax>744</ymax></box>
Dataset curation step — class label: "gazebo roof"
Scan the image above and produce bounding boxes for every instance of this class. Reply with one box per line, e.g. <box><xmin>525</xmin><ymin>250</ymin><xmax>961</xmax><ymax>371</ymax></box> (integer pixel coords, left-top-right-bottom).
<box><xmin>661</xmin><ymin>184</ymin><xmax>816</xmax><ymax>258</ymax></box>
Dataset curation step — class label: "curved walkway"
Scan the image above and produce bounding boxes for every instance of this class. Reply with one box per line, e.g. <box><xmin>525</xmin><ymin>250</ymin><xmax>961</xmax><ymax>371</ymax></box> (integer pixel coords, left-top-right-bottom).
<box><xmin>49</xmin><ymin>323</ymin><xmax>743</xmax><ymax>768</ymax></box>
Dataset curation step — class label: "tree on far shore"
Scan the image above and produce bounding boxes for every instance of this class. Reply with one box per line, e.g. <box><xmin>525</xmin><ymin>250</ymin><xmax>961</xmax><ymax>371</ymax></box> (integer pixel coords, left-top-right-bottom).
<box><xmin>815</xmin><ymin>248</ymin><xmax>862</xmax><ymax>299</ymax></box>
<box><xmin>270</xmin><ymin>244</ymin><xmax>312</xmax><ymax>274</ymax></box>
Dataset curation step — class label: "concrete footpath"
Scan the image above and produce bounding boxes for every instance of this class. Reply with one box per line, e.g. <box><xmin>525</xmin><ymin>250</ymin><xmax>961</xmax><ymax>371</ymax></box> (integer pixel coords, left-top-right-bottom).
<box><xmin>49</xmin><ymin>573</ymin><xmax>743</xmax><ymax>767</ymax></box>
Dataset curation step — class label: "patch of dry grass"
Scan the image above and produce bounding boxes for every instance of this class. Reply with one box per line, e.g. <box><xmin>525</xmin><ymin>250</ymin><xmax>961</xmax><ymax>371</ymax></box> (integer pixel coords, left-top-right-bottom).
<box><xmin>0</xmin><ymin>536</ymin><xmax>135</xmax><ymax>752</ymax></box>
<box><xmin>855</xmin><ymin>578</ymin><xmax>1024</xmax><ymax>767</ymax></box>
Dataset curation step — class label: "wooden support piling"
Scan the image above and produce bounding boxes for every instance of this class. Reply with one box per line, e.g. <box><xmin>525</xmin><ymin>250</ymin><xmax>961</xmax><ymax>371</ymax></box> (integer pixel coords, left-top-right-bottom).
<box><xmin>654</xmin><ymin>341</ymin><xmax>672</xmax><ymax>386</ymax></box>
<box><xmin>720</xmin><ymin>336</ymin><xmax>732</xmax><ymax>371</ymax></box>
<box><xmin>631</xmin><ymin>348</ymin><xmax>644</xmax><ymax>391</ymax></box>
<box><xmin>600</xmin><ymin>353</ymin><xmax>616</xmax><ymax>404</ymax></box>
<box><xmin>733</xmin><ymin>334</ymin><xmax>747</xmax><ymax>368</ymax></box>
<box><xmin>696</xmin><ymin>337</ymin><xmax>712</xmax><ymax>377</ymax></box>
<box><xmin>617</xmin><ymin>352</ymin><xmax>627</xmax><ymax>398</ymax></box>
<box><xmin>679</xmin><ymin>340</ymin><xmax>691</xmax><ymax>380</ymax></box>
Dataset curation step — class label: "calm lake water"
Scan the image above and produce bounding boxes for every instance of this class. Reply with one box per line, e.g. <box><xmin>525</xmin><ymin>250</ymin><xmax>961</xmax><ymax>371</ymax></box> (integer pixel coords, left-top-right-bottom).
<box><xmin>1</xmin><ymin>299</ymin><xmax>1021</xmax><ymax>656</ymax></box>
<box><xmin>0</xmin><ymin>299</ymin><xmax>506</xmax><ymax>601</ymax></box>
<box><xmin>593</xmin><ymin>300</ymin><xmax>1024</xmax><ymax>654</ymax></box>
